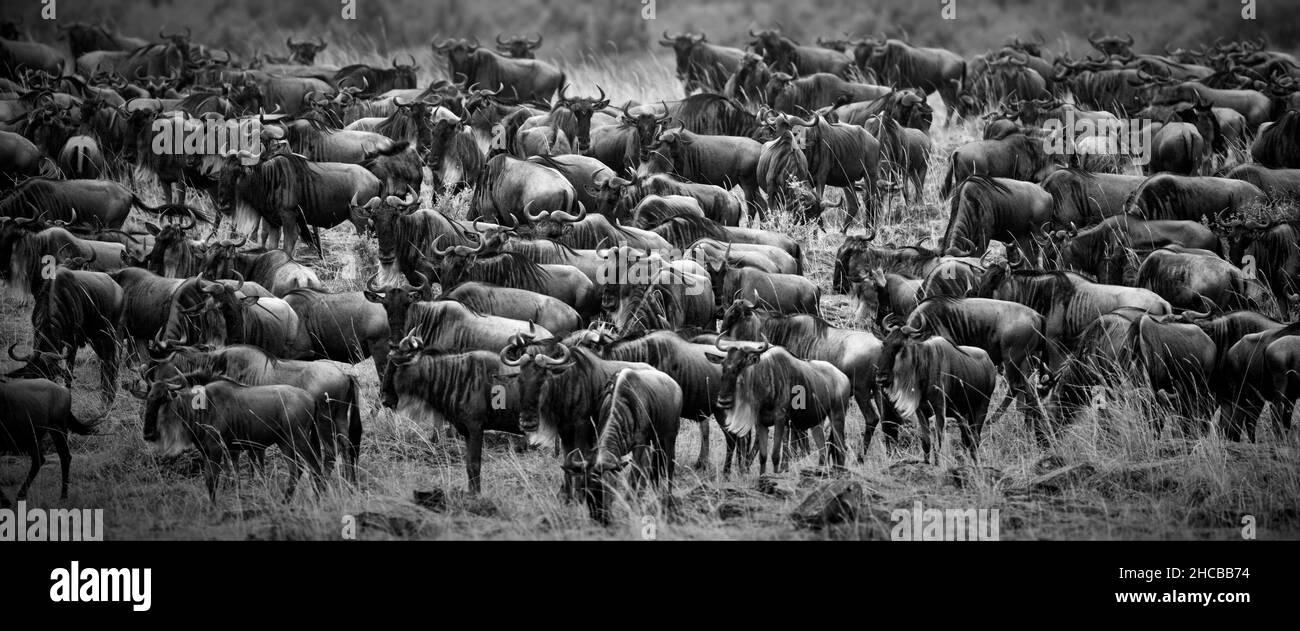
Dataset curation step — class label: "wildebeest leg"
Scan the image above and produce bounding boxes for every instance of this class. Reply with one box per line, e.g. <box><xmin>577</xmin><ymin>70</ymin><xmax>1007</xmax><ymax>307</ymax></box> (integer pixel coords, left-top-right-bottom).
<box><xmin>755</xmin><ymin>426</ymin><xmax>769</xmax><ymax>475</ymax></box>
<box><xmin>202</xmin><ymin>448</ymin><xmax>225</xmax><ymax>504</ymax></box>
<box><xmin>932</xmin><ymin>396</ymin><xmax>948</xmax><ymax>466</ymax></box>
<box><xmin>856</xmin><ymin>386</ymin><xmax>879</xmax><ymax>463</ymax></box>
<box><xmin>279</xmin><ymin>210</ymin><xmax>300</xmax><ymax>258</ymax></box>
<box><xmin>694</xmin><ymin>418</ymin><xmax>710</xmax><ymax>471</ymax></box>
<box><xmin>16</xmin><ymin>440</ymin><xmax>45</xmax><ymax>500</ymax></box>
<box><xmin>811</xmin><ymin>425</ymin><xmax>827</xmax><ymax>467</ymax></box>
<box><xmin>91</xmin><ymin>335</ymin><xmax>118</xmax><ymax>407</ymax></box>
<box><xmin>52</xmin><ymin>430</ymin><xmax>72</xmax><ymax>499</ymax></box>
<box><xmin>63</xmin><ymin>345</ymin><xmax>77</xmax><ymax>390</ymax></box>
<box><xmin>828</xmin><ymin>409</ymin><xmax>848</xmax><ymax>470</ymax></box>
<box><xmin>771</xmin><ymin>414</ymin><xmax>787</xmax><ymax>474</ymax></box>
<box><xmin>916</xmin><ymin>402</ymin><xmax>934</xmax><ymax>465</ymax></box>
<box><xmin>465</xmin><ymin>425</ymin><xmax>484</xmax><ymax>494</ymax></box>
<box><xmin>371</xmin><ymin>339</ymin><xmax>390</xmax><ymax>385</ymax></box>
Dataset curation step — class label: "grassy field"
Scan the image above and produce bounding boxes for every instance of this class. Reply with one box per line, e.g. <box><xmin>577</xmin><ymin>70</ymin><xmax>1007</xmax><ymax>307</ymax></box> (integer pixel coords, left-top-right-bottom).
<box><xmin>2</xmin><ymin>47</ymin><xmax>1298</xmax><ymax>540</ymax></box>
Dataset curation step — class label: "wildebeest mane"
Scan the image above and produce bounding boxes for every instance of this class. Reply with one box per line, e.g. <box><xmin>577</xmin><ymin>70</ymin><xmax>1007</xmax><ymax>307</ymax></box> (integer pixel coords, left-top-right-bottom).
<box><xmin>460</xmin><ymin>251</ymin><xmax>553</xmax><ymax>292</ymax></box>
<box><xmin>646</xmin><ymin>214</ymin><xmax>727</xmax><ymax>249</ymax></box>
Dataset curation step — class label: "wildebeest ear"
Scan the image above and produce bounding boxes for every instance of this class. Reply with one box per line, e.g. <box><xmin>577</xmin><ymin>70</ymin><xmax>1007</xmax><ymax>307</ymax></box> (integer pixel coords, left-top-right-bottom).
<box><xmin>239</xmin><ymin>295</ymin><xmax>260</xmax><ymax>306</ymax></box>
<box><xmin>363</xmin><ymin>289</ymin><xmax>383</xmax><ymax>303</ymax></box>
<box><xmin>144</xmin><ymin>222</ymin><xmax>162</xmax><ymax>236</ymax></box>
<box><xmin>705</xmin><ymin>351</ymin><xmax>726</xmax><ymax>364</ymax></box>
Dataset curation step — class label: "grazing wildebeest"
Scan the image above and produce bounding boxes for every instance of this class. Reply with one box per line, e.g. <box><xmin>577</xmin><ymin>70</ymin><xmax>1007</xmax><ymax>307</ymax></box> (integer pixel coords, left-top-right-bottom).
<box><xmin>0</xmin><ymin>378</ymin><xmax>98</xmax><ymax>506</ymax></box>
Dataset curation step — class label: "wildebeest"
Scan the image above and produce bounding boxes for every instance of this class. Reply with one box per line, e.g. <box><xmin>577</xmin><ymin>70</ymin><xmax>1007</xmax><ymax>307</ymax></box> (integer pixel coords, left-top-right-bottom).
<box><xmin>132</xmin><ymin>374</ymin><xmax>323</xmax><ymax>502</ymax></box>
<box><xmin>496</xmin><ymin>33</ymin><xmax>544</xmax><ymax>59</ymax></box>
<box><xmin>1126</xmin><ymin>173</ymin><xmax>1265</xmax><ymax>222</ymax></box>
<box><xmin>710</xmin><ymin>338</ymin><xmax>851</xmax><ymax>474</ymax></box>
<box><xmin>1250</xmin><ymin>110</ymin><xmax>1300</xmax><ymax>168</ymax></box>
<box><xmin>944</xmin><ymin>176</ymin><xmax>1054</xmax><ymax>258</ymax></box>
<box><xmin>903</xmin><ymin>296</ymin><xmax>1048</xmax><ymax>443</ymax></box>
<box><xmin>0</xmin><ymin>177</ymin><xmax>182</xmax><ymax>229</ymax></box>
<box><xmin>383</xmin><ymin>334</ymin><xmax>522</xmax><ymax>494</ymax></box>
<box><xmin>1137</xmin><ymin>246</ymin><xmax>1280</xmax><ymax>316</ymax></box>
<box><xmin>588</xmin><ymin>366</ymin><xmax>682</xmax><ymax>522</ymax></box>
<box><xmin>638</xmin><ymin>125</ymin><xmax>762</xmax><ymax>213</ymax></box>
<box><xmin>1041</xmin><ymin>168</ymin><xmax>1146</xmax><ymax>227</ymax></box>
<box><xmin>432</xmin><ymin>37</ymin><xmax>564</xmax><ymax>103</ymax></box>
<box><xmin>8</xmin><ymin>268</ymin><xmax>124</xmax><ymax>406</ymax></box>
<box><xmin>0</xmin><ymin>378</ymin><xmax>98</xmax><ymax>506</ymax></box>
<box><xmin>471</xmin><ymin>153</ymin><xmax>579</xmax><ymax>227</ymax></box>
<box><xmin>1048</xmin><ymin>215</ymin><xmax>1221</xmax><ymax>284</ymax></box>
<box><xmin>941</xmin><ymin>133</ymin><xmax>1056</xmax><ymax>197</ymax></box>
<box><xmin>765</xmin><ymin>72</ymin><xmax>891</xmax><ymax>115</ymax></box>
<box><xmin>660</xmin><ymin>31</ymin><xmax>746</xmax><ymax>94</ymax></box>
<box><xmin>876</xmin><ymin>325</ymin><xmax>997</xmax><ymax>462</ymax></box>
<box><xmin>214</xmin><ymin>150</ymin><xmax>382</xmax><ymax>256</ymax></box>
<box><xmin>718</xmin><ymin>300</ymin><xmax>891</xmax><ymax>457</ymax></box>
<box><xmin>975</xmin><ymin>262</ymin><xmax>1171</xmax><ymax>370</ymax></box>
<box><xmin>851</xmin><ymin>37</ymin><xmax>966</xmax><ymax>125</ymax></box>
<box><xmin>334</xmin><ymin>56</ymin><xmax>419</xmax><ymax>99</ymax></box>
<box><xmin>144</xmin><ymin>344</ymin><xmax>363</xmax><ymax>484</ymax></box>
<box><xmin>750</xmin><ymin>28</ymin><xmax>858</xmax><ymax>80</ymax></box>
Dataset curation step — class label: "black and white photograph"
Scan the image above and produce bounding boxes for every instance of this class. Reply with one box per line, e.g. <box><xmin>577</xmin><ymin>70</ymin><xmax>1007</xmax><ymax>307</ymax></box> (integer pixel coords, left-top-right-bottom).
<box><xmin>0</xmin><ymin>0</ymin><xmax>1296</xmax><ymax>583</ymax></box>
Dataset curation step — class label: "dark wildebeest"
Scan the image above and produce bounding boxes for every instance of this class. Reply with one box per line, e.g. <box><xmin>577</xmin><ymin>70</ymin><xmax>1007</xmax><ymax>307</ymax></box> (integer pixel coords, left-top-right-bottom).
<box><xmin>1125</xmin><ymin>173</ymin><xmax>1264</xmax><ymax>222</ymax></box>
<box><xmin>132</xmin><ymin>374</ymin><xmax>323</xmax><ymax>503</ymax></box>
<box><xmin>382</xmin><ymin>334</ymin><xmax>523</xmax><ymax>494</ymax></box>
<box><xmin>851</xmin><ymin>37</ymin><xmax>966</xmax><ymax>125</ymax></box>
<box><xmin>637</xmin><ymin>124</ymin><xmax>763</xmax><ymax>214</ymax></box>
<box><xmin>659</xmin><ymin>31</ymin><xmax>746</xmax><ymax>94</ymax></box>
<box><xmin>940</xmin><ymin>133</ymin><xmax>1057</xmax><ymax>198</ymax></box>
<box><xmin>7</xmin><ymin>268</ymin><xmax>124</xmax><ymax>407</ymax></box>
<box><xmin>143</xmin><ymin>344</ymin><xmax>364</xmax><ymax>484</ymax></box>
<box><xmin>709</xmin><ymin>338</ymin><xmax>851</xmax><ymax>474</ymax></box>
<box><xmin>944</xmin><ymin>176</ymin><xmax>1054</xmax><ymax>259</ymax></box>
<box><xmin>0</xmin><ymin>378</ymin><xmax>98</xmax><ymax>506</ymax></box>
<box><xmin>1046</xmin><ymin>215</ymin><xmax>1221</xmax><ymax>285</ymax></box>
<box><xmin>975</xmin><ymin>260</ymin><xmax>1171</xmax><ymax>372</ymax></box>
<box><xmin>588</xmin><ymin>367</ymin><xmax>682</xmax><ymax>522</ymax></box>
<box><xmin>496</xmin><ymin>33</ymin><xmax>544</xmax><ymax>59</ymax></box>
<box><xmin>431</xmin><ymin>37</ymin><xmax>565</xmax><ymax>103</ymax></box>
<box><xmin>876</xmin><ymin>324</ymin><xmax>997</xmax><ymax>462</ymax></box>
<box><xmin>1137</xmin><ymin>246</ymin><xmax>1280</xmax><ymax>317</ymax></box>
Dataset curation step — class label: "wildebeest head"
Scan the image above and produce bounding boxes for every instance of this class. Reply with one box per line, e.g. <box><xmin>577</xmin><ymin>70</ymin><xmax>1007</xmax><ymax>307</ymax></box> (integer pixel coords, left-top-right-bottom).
<box><xmin>496</xmin><ymin>33</ymin><xmax>543</xmax><ymax>59</ymax></box>
<box><xmin>390</xmin><ymin>54</ymin><xmax>420</xmax><ymax>90</ymax></box>
<box><xmin>718</xmin><ymin>298</ymin><xmax>762</xmax><ymax>337</ymax></box>
<box><xmin>286</xmin><ymin>36</ymin><xmax>327</xmax><ymax>64</ymax></box>
<box><xmin>586</xmin><ymin>175</ymin><xmax>635</xmax><ymax>217</ymax></box>
<box><xmin>498</xmin><ymin>333</ymin><xmax>570</xmax><ymax>433</ymax></box>
<box><xmin>154</xmin><ymin>276</ymin><xmax>256</xmax><ymax>352</ymax></box>
<box><xmin>142</xmin><ymin>211</ymin><xmax>204</xmax><ymax>277</ymax></box>
<box><xmin>363</xmin><ymin>271</ymin><xmax>433</xmax><ymax>348</ymax></box>
<box><xmin>554</xmin><ymin>84</ymin><xmax>609</xmax><ymax>153</ymax></box>
<box><xmin>764</xmin><ymin>72</ymin><xmax>798</xmax><ymax>107</ymax></box>
<box><xmin>6</xmin><ymin>342</ymin><xmax>69</xmax><ymax>385</ymax></box>
<box><xmin>621</xmin><ymin>102</ymin><xmax>672</xmax><ymax>162</ymax></box>
<box><xmin>526</xmin><ymin>202</ymin><xmax>586</xmax><ymax>239</ymax></box>
<box><xmin>816</xmin><ymin>36</ymin><xmax>851</xmax><ymax>53</ymax></box>
<box><xmin>129</xmin><ymin>370</ymin><xmax>193</xmax><ymax>450</ymax></box>
<box><xmin>430</xmin><ymin>235</ymin><xmax>488</xmax><ymax>287</ymax></box>
<box><xmin>749</xmin><ymin>27</ymin><xmax>795</xmax><ymax>73</ymax></box>
<box><xmin>213</xmin><ymin>150</ymin><xmax>260</xmax><ymax>217</ymax></box>
<box><xmin>706</xmin><ymin>336</ymin><xmax>771</xmax><ymax>410</ymax></box>
<box><xmin>352</xmin><ymin>189</ymin><xmax>419</xmax><ymax>266</ymax></box>
<box><xmin>431</xmin><ymin>37</ymin><xmax>482</xmax><ymax>87</ymax></box>
<box><xmin>659</xmin><ymin>31</ymin><xmax>708</xmax><ymax>80</ymax></box>
<box><xmin>199</xmin><ymin>233</ymin><xmax>250</xmax><ymax>281</ymax></box>
<box><xmin>1088</xmin><ymin>32</ymin><xmax>1135</xmax><ymax>59</ymax></box>
<box><xmin>641</xmin><ymin>125</ymin><xmax>695</xmax><ymax>176</ymax></box>
<box><xmin>875</xmin><ymin>319</ymin><xmax>930</xmax><ymax>390</ymax></box>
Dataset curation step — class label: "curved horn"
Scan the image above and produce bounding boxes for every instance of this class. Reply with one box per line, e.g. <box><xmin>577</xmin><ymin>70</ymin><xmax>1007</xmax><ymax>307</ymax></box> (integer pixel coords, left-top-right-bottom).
<box><xmin>365</xmin><ymin>272</ymin><xmax>383</xmax><ymax>293</ymax></box>
<box><xmin>7</xmin><ymin>342</ymin><xmax>32</xmax><ymax>362</ymax></box>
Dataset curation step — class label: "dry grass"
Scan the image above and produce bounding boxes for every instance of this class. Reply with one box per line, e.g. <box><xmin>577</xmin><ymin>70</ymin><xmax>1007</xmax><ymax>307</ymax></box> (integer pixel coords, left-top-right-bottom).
<box><xmin>2</xmin><ymin>55</ymin><xmax>1298</xmax><ymax>541</ymax></box>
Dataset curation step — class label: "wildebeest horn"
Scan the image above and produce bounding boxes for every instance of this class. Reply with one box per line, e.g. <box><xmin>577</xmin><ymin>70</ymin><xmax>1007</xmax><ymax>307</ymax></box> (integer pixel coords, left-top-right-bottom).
<box><xmin>496</xmin><ymin>34</ymin><xmax>508</xmax><ymax>46</ymax></box>
<box><xmin>499</xmin><ymin>336</ymin><xmax>527</xmax><ymax>366</ymax></box>
<box><xmin>523</xmin><ymin>201</ymin><xmax>549</xmax><ymax>223</ymax></box>
<box><xmin>365</xmin><ymin>272</ymin><xmax>383</xmax><ymax>293</ymax></box>
<box><xmin>430</xmin><ymin>235</ymin><xmax>452</xmax><ymax>258</ymax></box>
<box><xmin>532</xmin><ymin>343</ymin><xmax>570</xmax><ymax>366</ymax></box>
<box><xmin>7</xmin><ymin>342</ymin><xmax>32</xmax><ymax>362</ymax></box>
<box><xmin>411</xmin><ymin>271</ymin><xmax>429</xmax><ymax>293</ymax></box>
<box><xmin>1125</xmin><ymin>33</ymin><xmax>1135</xmax><ymax>46</ymax></box>
<box><xmin>529</xmin><ymin>33</ymin><xmax>542</xmax><ymax>47</ymax></box>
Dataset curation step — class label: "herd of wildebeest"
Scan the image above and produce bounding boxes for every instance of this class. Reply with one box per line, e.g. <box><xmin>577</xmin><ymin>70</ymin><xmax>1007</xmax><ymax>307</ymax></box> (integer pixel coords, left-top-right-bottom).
<box><xmin>1</xmin><ymin>19</ymin><xmax>1300</xmax><ymax>523</ymax></box>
